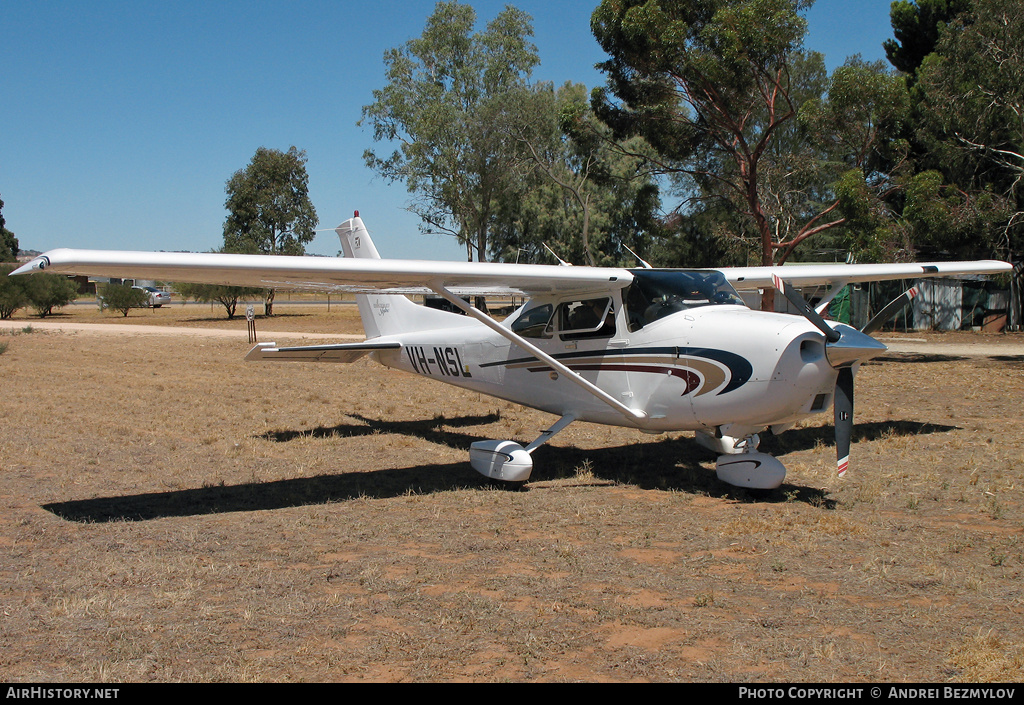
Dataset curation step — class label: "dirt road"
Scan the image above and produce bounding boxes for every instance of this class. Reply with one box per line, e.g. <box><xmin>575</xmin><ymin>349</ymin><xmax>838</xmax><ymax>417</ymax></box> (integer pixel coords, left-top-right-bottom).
<box><xmin>877</xmin><ymin>335</ymin><xmax>1024</xmax><ymax>357</ymax></box>
<box><xmin>0</xmin><ymin>319</ymin><xmax>362</xmax><ymax>341</ymax></box>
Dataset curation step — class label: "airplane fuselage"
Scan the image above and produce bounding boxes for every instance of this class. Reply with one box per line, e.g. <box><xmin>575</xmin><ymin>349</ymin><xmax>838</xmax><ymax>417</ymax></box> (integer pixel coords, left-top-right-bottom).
<box><xmin>371</xmin><ymin>300</ymin><xmax>838</xmax><ymax>440</ymax></box>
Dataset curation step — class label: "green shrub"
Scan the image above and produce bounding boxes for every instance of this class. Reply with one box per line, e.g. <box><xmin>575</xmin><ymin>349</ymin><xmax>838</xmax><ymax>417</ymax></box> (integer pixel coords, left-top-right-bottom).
<box><xmin>23</xmin><ymin>273</ymin><xmax>80</xmax><ymax>317</ymax></box>
<box><xmin>173</xmin><ymin>282</ymin><xmax>261</xmax><ymax>319</ymax></box>
<box><xmin>101</xmin><ymin>283</ymin><xmax>149</xmax><ymax>316</ymax></box>
<box><xmin>0</xmin><ymin>265</ymin><xmax>28</xmax><ymax>319</ymax></box>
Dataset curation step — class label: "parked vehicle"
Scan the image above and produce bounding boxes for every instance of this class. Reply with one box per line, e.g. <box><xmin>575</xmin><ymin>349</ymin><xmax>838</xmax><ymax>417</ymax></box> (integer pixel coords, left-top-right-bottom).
<box><xmin>133</xmin><ymin>285</ymin><xmax>171</xmax><ymax>307</ymax></box>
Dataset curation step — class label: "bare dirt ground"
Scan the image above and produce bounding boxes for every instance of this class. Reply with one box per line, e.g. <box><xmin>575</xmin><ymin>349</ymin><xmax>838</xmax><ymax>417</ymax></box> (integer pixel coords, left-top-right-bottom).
<box><xmin>1</xmin><ymin>302</ymin><xmax>1023</xmax><ymax>682</ymax></box>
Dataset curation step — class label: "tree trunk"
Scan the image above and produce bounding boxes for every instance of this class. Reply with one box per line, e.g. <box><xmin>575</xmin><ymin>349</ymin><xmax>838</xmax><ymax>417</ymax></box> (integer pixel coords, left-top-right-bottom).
<box><xmin>581</xmin><ymin>194</ymin><xmax>595</xmax><ymax>267</ymax></box>
<box><xmin>760</xmin><ymin>232</ymin><xmax>776</xmax><ymax>312</ymax></box>
<box><xmin>745</xmin><ymin>166</ymin><xmax>776</xmax><ymax>312</ymax></box>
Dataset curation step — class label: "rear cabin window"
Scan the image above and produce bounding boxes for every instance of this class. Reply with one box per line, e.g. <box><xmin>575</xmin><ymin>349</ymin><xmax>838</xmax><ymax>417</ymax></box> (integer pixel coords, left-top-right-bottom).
<box><xmin>557</xmin><ymin>297</ymin><xmax>615</xmax><ymax>340</ymax></box>
<box><xmin>511</xmin><ymin>297</ymin><xmax>616</xmax><ymax>340</ymax></box>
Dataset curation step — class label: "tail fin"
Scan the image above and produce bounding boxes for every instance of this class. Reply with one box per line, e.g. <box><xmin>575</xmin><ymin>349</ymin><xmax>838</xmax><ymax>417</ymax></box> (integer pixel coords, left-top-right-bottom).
<box><xmin>336</xmin><ymin>213</ymin><xmax>382</xmax><ymax>260</ymax></box>
<box><xmin>335</xmin><ymin>214</ymin><xmax>471</xmax><ymax>339</ymax></box>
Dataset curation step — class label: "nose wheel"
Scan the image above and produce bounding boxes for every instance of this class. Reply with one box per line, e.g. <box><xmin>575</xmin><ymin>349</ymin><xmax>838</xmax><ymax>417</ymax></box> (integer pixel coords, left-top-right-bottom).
<box><xmin>715</xmin><ymin>452</ymin><xmax>787</xmax><ymax>489</ymax></box>
<box><xmin>695</xmin><ymin>431</ymin><xmax>788</xmax><ymax>489</ymax></box>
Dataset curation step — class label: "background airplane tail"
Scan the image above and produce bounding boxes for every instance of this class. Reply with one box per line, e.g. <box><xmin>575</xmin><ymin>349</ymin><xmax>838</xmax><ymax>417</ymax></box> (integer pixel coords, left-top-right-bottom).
<box><xmin>335</xmin><ymin>214</ymin><xmax>471</xmax><ymax>339</ymax></box>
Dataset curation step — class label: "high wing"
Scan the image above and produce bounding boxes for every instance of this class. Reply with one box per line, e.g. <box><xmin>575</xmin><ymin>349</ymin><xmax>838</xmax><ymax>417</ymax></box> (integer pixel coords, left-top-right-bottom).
<box><xmin>10</xmin><ymin>248</ymin><xmax>633</xmax><ymax>297</ymax></box>
<box><xmin>719</xmin><ymin>260</ymin><xmax>1012</xmax><ymax>291</ymax></box>
<box><xmin>11</xmin><ymin>247</ymin><xmax>1011</xmax><ymax>297</ymax></box>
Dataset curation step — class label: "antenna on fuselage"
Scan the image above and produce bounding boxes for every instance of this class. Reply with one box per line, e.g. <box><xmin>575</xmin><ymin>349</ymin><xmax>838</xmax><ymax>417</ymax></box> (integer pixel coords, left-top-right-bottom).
<box><xmin>543</xmin><ymin>243</ymin><xmax>573</xmax><ymax>266</ymax></box>
<box><xmin>622</xmin><ymin>244</ymin><xmax>653</xmax><ymax>269</ymax></box>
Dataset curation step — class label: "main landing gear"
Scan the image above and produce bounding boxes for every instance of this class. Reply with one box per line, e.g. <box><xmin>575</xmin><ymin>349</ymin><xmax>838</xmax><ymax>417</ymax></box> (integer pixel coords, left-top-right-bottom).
<box><xmin>468</xmin><ymin>414</ymin><xmax>578</xmax><ymax>483</ymax></box>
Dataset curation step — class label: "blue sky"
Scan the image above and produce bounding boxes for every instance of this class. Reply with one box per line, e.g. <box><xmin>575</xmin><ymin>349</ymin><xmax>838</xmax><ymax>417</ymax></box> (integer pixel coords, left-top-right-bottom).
<box><xmin>2</xmin><ymin>0</ymin><xmax>897</xmax><ymax>260</ymax></box>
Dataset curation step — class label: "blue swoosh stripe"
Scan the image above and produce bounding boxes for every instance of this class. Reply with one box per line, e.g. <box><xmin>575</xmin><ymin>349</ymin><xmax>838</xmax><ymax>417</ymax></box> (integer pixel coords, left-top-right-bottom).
<box><xmin>479</xmin><ymin>346</ymin><xmax>751</xmax><ymax>395</ymax></box>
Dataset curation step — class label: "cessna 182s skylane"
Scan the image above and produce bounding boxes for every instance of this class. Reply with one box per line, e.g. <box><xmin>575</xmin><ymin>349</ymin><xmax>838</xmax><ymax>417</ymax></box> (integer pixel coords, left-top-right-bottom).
<box><xmin>11</xmin><ymin>214</ymin><xmax>1012</xmax><ymax>489</ymax></box>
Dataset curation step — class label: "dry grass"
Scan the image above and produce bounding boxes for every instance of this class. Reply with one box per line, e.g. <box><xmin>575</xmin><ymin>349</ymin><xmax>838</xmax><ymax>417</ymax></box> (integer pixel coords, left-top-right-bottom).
<box><xmin>1</xmin><ymin>305</ymin><xmax>1023</xmax><ymax>682</ymax></box>
<box><xmin>948</xmin><ymin>631</ymin><xmax>1024</xmax><ymax>682</ymax></box>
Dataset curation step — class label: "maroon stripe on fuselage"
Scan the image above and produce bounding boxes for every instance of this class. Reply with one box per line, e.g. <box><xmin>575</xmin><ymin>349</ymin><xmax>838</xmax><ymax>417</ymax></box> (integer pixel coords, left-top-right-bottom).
<box><xmin>526</xmin><ymin>363</ymin><xmax>700</xmax><ymax>396</ymax></box>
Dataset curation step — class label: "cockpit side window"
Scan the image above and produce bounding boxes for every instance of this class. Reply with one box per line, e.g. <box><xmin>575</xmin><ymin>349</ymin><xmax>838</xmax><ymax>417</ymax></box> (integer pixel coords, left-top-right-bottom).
<box><xmin>624</xmin><ymin>270</ymin><xmax>746</xmax><ymax>331</ymax></box>
<box><xmin>511</xmin><ymin>303</ymin><xmax>554</xmax><ymax>339</ymax></box>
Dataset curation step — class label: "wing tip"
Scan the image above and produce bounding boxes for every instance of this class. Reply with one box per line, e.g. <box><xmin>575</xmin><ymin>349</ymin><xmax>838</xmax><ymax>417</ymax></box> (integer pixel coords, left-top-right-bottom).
<box><xmin>9</xmin><ymin>255</ymin><xmax>50</xmax><ymax>276</ymax></box>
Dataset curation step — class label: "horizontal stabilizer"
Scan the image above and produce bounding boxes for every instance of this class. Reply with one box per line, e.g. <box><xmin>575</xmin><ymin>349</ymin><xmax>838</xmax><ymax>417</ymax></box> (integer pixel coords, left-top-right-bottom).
<box><xmin>245</xmin><ymin>341</ymin><xmax>401</xmax><ymax>363</ymax></box>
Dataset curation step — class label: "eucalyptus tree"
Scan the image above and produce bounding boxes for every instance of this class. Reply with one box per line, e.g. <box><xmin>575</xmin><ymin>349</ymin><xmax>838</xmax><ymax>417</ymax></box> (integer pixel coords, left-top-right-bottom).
<box><xmin>223</xmin><ymin>146</ymin><xmax>318</xmax><ymax>315</ymax></box>
<box><xmin>1</xmin><ymin>196</ymin><xmax>18</xmax><ymax>262</ymax></box>
<box><xmin>911</xmin><ymin>0</ymin><xmax>1024</xmax><ymax>261</ymax></box>
<box><xmin>884</xmin><ymin>0</ymin><xmax>971</xmax><ymax>77</ymax></box>
<box><xmin>589</xmin><ymin>0</ymin><xmax>924</xmax><ymax>311</ymax></box>
<box><xmin>360</xmin><ymin>1</ymin><xmax>539</xmax><ymax>262</ymax></box>
<box><xmin>590</xmin><ymin>0</ymin><xmax>836</xmax><ymax>308</ymax></box>
<box><xmin>493</xmin><ymin>81</ymin><xmax>661</xmax><ymax>267</ymax></box>
<box><xmin>798</xmin><ymin>57</ymin><xmax>913</xmax><ymax>262</ymax></box>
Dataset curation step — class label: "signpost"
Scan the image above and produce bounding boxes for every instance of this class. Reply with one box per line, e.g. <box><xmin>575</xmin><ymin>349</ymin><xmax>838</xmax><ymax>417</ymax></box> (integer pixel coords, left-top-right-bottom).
<box><xmin>246</xmin><ymin>305</ymin><xmax>256</xmax><ymax>343</ymax></box>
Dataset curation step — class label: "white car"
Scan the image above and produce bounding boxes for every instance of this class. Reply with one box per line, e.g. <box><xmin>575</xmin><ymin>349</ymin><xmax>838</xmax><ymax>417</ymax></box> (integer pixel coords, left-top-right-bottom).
<box><xmin>133</xmin><ymin>285</ymin><xmax>171</xmax><ymax>308</ymax></box>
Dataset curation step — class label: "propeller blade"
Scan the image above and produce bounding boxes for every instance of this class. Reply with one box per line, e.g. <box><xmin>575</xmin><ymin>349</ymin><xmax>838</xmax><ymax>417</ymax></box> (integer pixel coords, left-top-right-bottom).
<box><xmin>835</xmin><ymin>367</ymin><xmax>854</xmax><ymax>476</ymax></box>
<box><xmin>771</xmin><ymin>275</ymin><xmax>841</xmax><ymax>343</ymax></box>
<box><xmin>861</xmin><ymin>286</ymin><xmax>919</xmax><ymax>336</ymax></box>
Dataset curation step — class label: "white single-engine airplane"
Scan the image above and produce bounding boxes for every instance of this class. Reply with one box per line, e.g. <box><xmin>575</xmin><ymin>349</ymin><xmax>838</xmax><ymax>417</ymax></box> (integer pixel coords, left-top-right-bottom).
<box><xmin>11</xmin><ymin>214</ymin><xmax>1012</xmax><ymax>489</ymax></box>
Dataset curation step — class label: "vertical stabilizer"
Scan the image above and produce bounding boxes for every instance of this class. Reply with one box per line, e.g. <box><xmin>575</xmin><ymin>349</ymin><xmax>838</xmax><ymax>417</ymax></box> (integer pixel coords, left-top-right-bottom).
<box><xmin>335</xmin><ymin>214</ymin><xmax>472</xmax><ymax>339</ymax></box>
<box><xmin>336</xmin><ymin>213</ymin><xmax>382</xmax><ymax>260</ymax></box>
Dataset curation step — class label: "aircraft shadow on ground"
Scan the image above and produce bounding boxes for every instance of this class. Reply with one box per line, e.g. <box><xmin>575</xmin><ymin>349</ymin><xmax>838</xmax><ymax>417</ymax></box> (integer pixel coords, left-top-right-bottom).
<box><xmin>873</xmin><ymin>353</ymin><xmax>1024</xmax><ymax>365</ymax></box>
<box><xmin>761</xmin><ymin>419</ymin><xmax>959</xmax><ymax>456</ymax></box>
<box><xmin>989</xmin><ymin>354</ymin><xmax>1024</xmax><ymax>364</ymax></box>
<box><xmin>173</xmin><ymin>313</ymin><xmax>316</xmax><ymax>324</ymax></box>
<box><xmin>258</xmin><ymin>412</ymin><xmax>504</xmax><ymax>449</ymax></box>
<box><xmin>42</xmin><ymin>460</ymin><xmax>480</xmax><ymax>523</ymax></box>
<box><xmin>870</xmin><ymin>353</ymin><xmax>968</xmax><ymax>364</ymax></box>
<box><xmin>43</xmin><ymin>415</ymin><xmax>956</xmax><ymax>523</ymax></box>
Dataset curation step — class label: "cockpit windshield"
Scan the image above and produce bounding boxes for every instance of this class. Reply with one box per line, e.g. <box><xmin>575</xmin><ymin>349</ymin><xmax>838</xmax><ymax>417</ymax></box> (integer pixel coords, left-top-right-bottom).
<box><xmin>624</xmin><ymin>269</ymin><xmax>746</xmax><ymax>331</ymax></box>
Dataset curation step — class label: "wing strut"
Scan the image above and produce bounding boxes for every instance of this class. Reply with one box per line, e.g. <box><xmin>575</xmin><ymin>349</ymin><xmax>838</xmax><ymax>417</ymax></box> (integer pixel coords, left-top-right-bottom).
<box><xmin>429</xmin><ymin>284</ymin><xmax>646</xmax><ymax>426</ymax></box>
<box><xmin>524</xmin><ymin>413</ymin><xmax>578</xmax><ymax>453</ymax></box>
<box><xmin>813</xmin><ymin>280</ymin><xmax>849</xmax><ymax>315</ymax></box>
